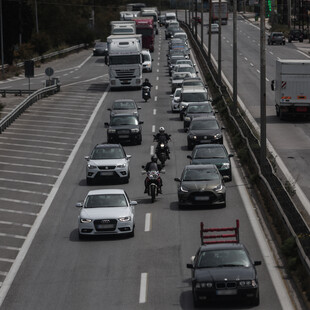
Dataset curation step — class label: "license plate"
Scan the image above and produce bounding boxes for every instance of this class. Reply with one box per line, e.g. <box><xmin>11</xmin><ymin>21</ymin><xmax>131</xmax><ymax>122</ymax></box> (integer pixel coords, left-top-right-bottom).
<box><xmin>195</xmin><ymin>196</ymin><xmax>209</xmax><ymax>201</ymax></box>
<box><xmin>201</xmin><ymin>140</ymin><xmax>210</xmax><ymax>143</ymax></box>
<box><xmin>100</xmin><ymin>171</ymin><xmax>113</xmax><ymax>176</ymax></box>
<box><xmin>216</xmin><ymin>289</ymin><xmax>237</xmax><ymax>296</ymax></box>
<box><xmin>97</xmin><ymin>224</ymin><xmax>114</xmax><ymax>229</ymax></box>
<box><xmin>296</xmin><ymin>107</ymin><xmax>307</xmax><ymax>112</ymax></box>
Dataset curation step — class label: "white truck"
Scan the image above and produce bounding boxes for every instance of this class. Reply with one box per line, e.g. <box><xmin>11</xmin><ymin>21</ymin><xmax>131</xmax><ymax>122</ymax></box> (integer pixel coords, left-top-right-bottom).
<box><xmin>211</xmin><ymin>0</ymin><xmax>228</xmax><ymax>25</ymax></box>
<box><xmin>106</xmin><ymin>34</ymin><xmax>143</xmax><ymax>89</ymax></box>
<box><xmin>272</xmin><ymin>59</ymin><xmax>310</xmax><ymax>119</ymax></box>
<box><xmin>120</xmin><ymin>11</ymin><xmax>140</xmax><ymax>21</ymax></box>
<box><xmin>110</xmin><ymin>21</ymin><xmax>136</xmax><ymax>35</ymax></box>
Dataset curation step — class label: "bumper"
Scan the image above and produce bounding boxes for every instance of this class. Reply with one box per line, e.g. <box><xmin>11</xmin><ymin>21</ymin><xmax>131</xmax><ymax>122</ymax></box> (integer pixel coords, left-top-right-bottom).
<box><xmin>178</xmin><ymin>191</ymin><xmax>226</xmax><ymax>207</ymax></box>
<box><xmin>86</xmin><ymin>169</ymin><xmax>129</xmax><ymax>181</ymax></box>
<box><xmin>108</xmin><ymin>133</ymin><xmax>142</xmax><ymax>145</ymax></box>
<box><xmin>187</xmin><ymin>136</ymin><xmax>223</xmax><ymax>148</ymax></box>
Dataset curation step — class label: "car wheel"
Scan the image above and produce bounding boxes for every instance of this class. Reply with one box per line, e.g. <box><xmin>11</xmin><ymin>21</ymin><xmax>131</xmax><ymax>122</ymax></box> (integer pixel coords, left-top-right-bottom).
<box><xmin>128</xmin><ymin>225</ymin><xmax>135</xmax><ymax>238</ymax></box>
<box><xmin>249</xmin><ymin>292</ymin><xmax>260</xmax><ymax>306</ymax></box>
<box><xmin>86</xmin><ymin>177</ymin><xmax>94</xmax><ymax>185</ymax></box>
<box><xmin>78</xmin><ymin>231</ymin><xmax>86</xmax><ymax>240</ymax></box>
<box><xmin>188</xmin><ymin>143</ymin><xmax>194</xmax><ymax>150</ymax></box>
<box><xmin>192</xmin><ymin>291</ymin><xmax>202</xmax><ymax>308</ymax></box>
<box><xmin>123</xmin><ymin>171</ymin><xmax>130</xmax><ymax>184</ymax></box>
<box><xmin>283</xmin><ymin>41</ymin><xmax>285</xmax><ymax>45</ymax></box>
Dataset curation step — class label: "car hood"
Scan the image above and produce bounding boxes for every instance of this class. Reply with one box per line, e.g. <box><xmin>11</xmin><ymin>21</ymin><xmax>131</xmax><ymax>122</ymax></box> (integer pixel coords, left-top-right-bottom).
<box><xmin>191</xmin><ymin>158</ymin><xmax>228</xmax><ymax>167</ymax></box>
<box><xmin>195</xmin><ymin>266</ymin><xmax>256</xmax><ymax>282</ymax></box>
<box><xmin>188</xmin><ymin>129</ymin><xmax>221</xmax><ymax>136</ymax></box>
<box><xmin>80</xmin><ymin>206</ymin><xmax>131</xmax><ymax>219</ymax></box>
<box><xmin>109</xmin><ymin>125</ymin><xmax>140</xmax><ymax>130</ymax></box>
<box><xmin>185</xmin><ymin>112</ymin><xmax>214</xmax><ymax>118</ymax></box>
<box><xmin>89</xmin><ymin>158</ymin><xmax>127</xmax><ymax>166</ymax></box>
<box><xmin>181</xmin><ymin>180</ymin><xmax>221</xmax><ymax>190</ymax></box>
<box><xmin>111</xmin><ymin>110</ymin><xmax>138</xmax><ymax>116</ymax></box>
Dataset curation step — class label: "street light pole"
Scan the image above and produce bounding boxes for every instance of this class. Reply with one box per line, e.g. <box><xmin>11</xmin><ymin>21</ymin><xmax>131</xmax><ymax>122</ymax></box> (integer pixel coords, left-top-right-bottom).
<box><xmin>218</xmin><ymin>0</ymin><xmax>222</xmax><ymax>85</ymax></box>
<box><xmin>233</xmin><ymin>0</ymin><xmax>237</xmax><ymax>112</ymax></box>
<box><xmin>0</xmin><ymin>0</ymin><xmax>4</xmax><ymax>77</ymax></box>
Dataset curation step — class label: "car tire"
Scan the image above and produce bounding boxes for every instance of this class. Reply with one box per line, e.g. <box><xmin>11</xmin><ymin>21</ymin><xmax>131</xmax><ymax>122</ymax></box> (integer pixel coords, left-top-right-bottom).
<box><xmin>187</xmin><ymin>143</ymin><xmax>194</xmax><ymax>150</ymax></box>
<box><xmin>123</xmin><ymin>171</ymin><xmax>130</xmax><ymax>184</ymax></box>
<box><xmin>250</xmin><ymin>293</ymin><xmax>260</xmax><ymax>307</ymax></box>
<box><xmin>128</xmin><ymin>226</ymin><xmax>135</xmax><ymax>238</ymax></box>
<box><xmin>283</xmin><ymin>41</ymin><xmax>285</xmax><ymax>45</ymax></box>
<box><xmin>86</xmin><ymin>177</ymin><xmax>94</xmax><ymax>185</ymax></box>
<box><xmin>192</xmin><ymin>291</ymin><xmax>202</xmax><ymax>308</ymax></box>
<box><xmin>78</xmin><ymin>232</ymin><xmax>86</xmax><ymax>240</ymax></box>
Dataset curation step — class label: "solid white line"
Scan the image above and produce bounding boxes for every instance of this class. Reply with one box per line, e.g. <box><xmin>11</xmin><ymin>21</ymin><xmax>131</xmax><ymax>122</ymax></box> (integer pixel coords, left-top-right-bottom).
<box><xmin>144</xmin><ymin>213</ymin><xmax>151</xmax><ymax>232</ymax></box>
<box><xmin>152</xmin><ymin>125</ymin><xmax>155</xmax><ymax>133</ymax></box>
<box><xmin>297</xmin><ymin>50</ymin><xmax>310</xmax><ymax>59</ymax></box>
<box><xmin>139</xmin><ymin>273</ymin><xmax>148</xmax><ymax>303</ymax></box>
<box><xmin>0</xmin><ymin>87</ymin><xmax>110</xmax><ymax>306</ymax></box>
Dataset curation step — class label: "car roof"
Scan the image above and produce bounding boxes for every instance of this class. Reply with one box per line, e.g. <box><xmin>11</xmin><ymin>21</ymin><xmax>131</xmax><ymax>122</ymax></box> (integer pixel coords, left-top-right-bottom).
<box><xmin>87</xmin><ymin>189</ymin><xmax>125</xmax><ymax>196</ymax></box>
<box><xmin>113</xmin><ymin>99</ymin><xmax>135</xmax><ymax>103</ymax></box>
<box><xmin>194</xmin><ymin>144</ymin><xmax>226</xmax><ymax>149</ymax></box>
<box><xmin>199</xmin><ymin>243</ymin><xmax>246</xmax><ymax>251</ymax></box>
<box><xmin>95</xmin><ymin>143</ymin><xmax>122</xmax><ymax>149</ymax></box>
<box><xmin>181</xmin><ymin>86</ymin><xmax>207</xmax><ymax>93</ymax></box>
<box><xmin>184</xmin><ymin>164</ymin><xmax>217</xmax><ymax>170</ymax></box>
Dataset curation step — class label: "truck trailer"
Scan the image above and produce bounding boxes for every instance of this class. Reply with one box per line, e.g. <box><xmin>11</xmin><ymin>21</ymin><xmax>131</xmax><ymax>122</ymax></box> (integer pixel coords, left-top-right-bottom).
<box><xmin>272</xmin><ymin>59</ymin><xmax>310</xmax><ymax>119</ymax></box>
<box><xmin>132</xmin><ymin>17</ymin><xmax>154</xmax><ymax>52</ymax></box>
<box><xmin>107</xmin><ymin>34</ymin><xmax>143</xmax><ymax>89</ymax></box>
<box><xmin>110</xmin><ymin>21</ymin><xmax>136</xmax><ymax>35</ymax></box>
<box><xmin>211</xmin><ymin>0</ymin><xmax>228</xmax><ymax>25</ymax></box>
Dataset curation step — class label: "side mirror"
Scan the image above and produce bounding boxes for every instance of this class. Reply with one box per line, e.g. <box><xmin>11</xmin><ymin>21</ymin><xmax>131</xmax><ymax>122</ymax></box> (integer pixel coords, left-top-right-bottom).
<box><xmin>104</xmin><ymin>122</ymin><xmax>109</xmax><ymax>127</ymax></box>
<box><xmin>138</xmin><ymin>107</ymin><xmax>142</xmax><ymax>110</ymax></box>
<box><xmin>84</xmin><ymin>156</ymin><xmax>90</xmax><ymax>161</ymax></box>
<box><xmin>170</xmin><ymin>94</ymin><xmax>174</xmax><ymax>97</ymax></box>
<box><xmin>76</xmin><ymin>202</ymin><xmax>83</xmax><ymax>208</ymax></box>
<box><xmin>187</xmin><ymin>155</ymin><xmax>192</xmax><ymax>159</ymax></box>
<box><xmin>228</xmin><ymin>154</ymin><xmax>234</xmax><ymax>158</ymax></box>
<box><xmin>174</xmin><ymin>177</ymin><xmax>181</xmax><ymax>182</ymax></box>
<box><xmin>186</xmin><ymin>263</ymin><xmax>194</xmax><ymax>269</ymax></box>
<box><xmin>254</xmin><ymin>261</ymin><xmax>262</xmax><ymax>266</ymax></box>
<box><xmin>107</xmin><ymin>108</ymin><xmax>111</xmax><ymax>111</ymax></box>
<box><xmin>139</xmin><ymin>121</ymin><xmax>144</xmax><ymax>124</ymax></box>
<box><xmin>126</xmin><ymin>155</ymin><xmax>132</xmax><ymax>160</ymax></box>
<box><xmin>130</xmin><ymin>201</ymin><xmax>138</xmax><ymax>206</ymax></box>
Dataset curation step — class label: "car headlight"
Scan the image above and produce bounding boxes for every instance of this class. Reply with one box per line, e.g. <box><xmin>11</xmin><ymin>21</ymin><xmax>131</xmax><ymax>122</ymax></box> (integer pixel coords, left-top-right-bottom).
<box><xmin>196</xmin><ymin>282</ymin><xmax>213</xmax><ymax>288</ymax></box>
<box><xmin>221</xmin><ymin>163</ymin><xmax>230</xmax><ymax>169</ymax></box>
<box><xmin>80</xmin><ymin>218</ymin><xmax>92</xmax><ymax>223</ymax></box>
<box><xmin>116</xmin><ymin>163</ymin><xmax>126</xmax><ymax>168</ymax></box>
<box><xmin>118</xmin><ymin>216</ymin><xmax>131</xmax><ymax>222</ymax></box>
<box><xmin>180</xmin><ymin>185</ymin><xmax>189</xmax><ymax>192</ymax></box>
<box><xmin>131</xmin><ymin>128</ymin><xmax>140</xmax><ymax>133</ymax></box>
<box><xmin>239</xmin><ymin>280</ymin><xmax>257</xmax><ymax>288</ymax></box>
<box><xmin>108</xmin><ymin>129</ymin><xmax>116</xmax><ymax>133</ymax></box>
<box><xmin>184</xmin><ymin>116</ymin><xmax>191</xmax><ymax>121</ymax></box>
<box><xmin>180</xmin><ymin>104</ymin><xmax>187</xmax><ymax>110</ymax></box>
<box><xmin>189</xmin><ymin>134</ymin><xmax>197</xmax><ymax>140</ymax></box>
<box><xmin>214</xmin><ymin>184</ymin><xmax>224</xmax><ymax>192</ymax></box>
<box><xmin>87</xmin><ymin>164</ymin><xmax>97</xmax><ymax>169</ymax></box>
<box><xmin>214</xmin><ymin>133</ymin><xmax>222</xmax><ymax>139</ymax></box>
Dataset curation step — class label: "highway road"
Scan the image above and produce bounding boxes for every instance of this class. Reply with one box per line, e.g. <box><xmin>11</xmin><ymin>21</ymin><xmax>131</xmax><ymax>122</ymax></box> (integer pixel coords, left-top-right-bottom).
<box><xmin>183</xmin><ymin>11</ymin><xmax>310</xmax><ymax>213</ymax></box>
<box><xmin>0</xmin><ymin>23</ymin><xmax>296</xmax><ymax>309</ymax></box>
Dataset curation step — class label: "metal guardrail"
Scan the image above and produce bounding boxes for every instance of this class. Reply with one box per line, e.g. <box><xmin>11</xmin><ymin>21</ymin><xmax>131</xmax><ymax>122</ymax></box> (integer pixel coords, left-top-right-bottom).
<box><xmin>180</xmin><ymin>21</ymin><xmax>310</xmax><ymax>275</ymax></box>
<box><xmin>0</xmin><ymin>89</ymin><xmax>35</xmax><ymax>97</ymax></box>
<box><xmin>0</xmin><ymin>81</ymin><xmax>60</xmax><ymax>134</ymax></box>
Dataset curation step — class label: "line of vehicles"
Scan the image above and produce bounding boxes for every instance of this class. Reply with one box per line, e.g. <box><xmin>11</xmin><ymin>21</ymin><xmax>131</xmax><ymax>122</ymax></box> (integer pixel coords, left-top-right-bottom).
<box><xmin>78</xmin><ymin>4</ymin><xmax>263</xmax><ymax>307</ymax></box>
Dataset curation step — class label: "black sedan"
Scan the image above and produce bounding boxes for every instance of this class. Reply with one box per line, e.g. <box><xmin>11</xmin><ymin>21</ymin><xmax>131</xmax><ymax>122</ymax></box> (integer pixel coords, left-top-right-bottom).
<box><xmin>186</xmin><ymin>116</ymin><xmax>224</xmax><ymax>150</ymax></box>
<box><xmin>174</xmin><ymin>164</ymin><xmax>226</xmax><ymax>208</ymax></box>
<box><xmin>105</xmin><ymin>114</ymin><xmax>143</xmax><ymax>145</ymax></box>
<box><xmin>187</xmin><ymin>144</ymin><xmax>233</xmax><ymax>181</ymax></box>
<box><xmin>187</xmin><ymin>243</ymin><xmax>261</xmax><ymax>307</ymax></box>
<box><xmin>93</xmin><ymin>42</ymin><xmax>108</xmax><ymax>56</ymax></box>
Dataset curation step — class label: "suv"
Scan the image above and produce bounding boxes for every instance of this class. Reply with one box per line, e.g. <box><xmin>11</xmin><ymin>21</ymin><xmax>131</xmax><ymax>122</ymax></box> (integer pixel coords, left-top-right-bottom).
<box><xmin>85</xmin><ymin>143</ymin><xmax>131</xmax><ymax>185</ymax></box>
<box><xmin>288</xmin><ymin>29</ymin><xmax>304</xmax><ymax>42</ymax></box>
<box><xmin>267</xmin><ymin>32</ymin><xmax>285</xmax><ymax>45</ymax></box>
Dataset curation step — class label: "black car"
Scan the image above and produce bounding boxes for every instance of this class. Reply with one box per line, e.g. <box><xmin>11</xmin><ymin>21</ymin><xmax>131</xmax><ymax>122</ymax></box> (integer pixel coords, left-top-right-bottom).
<box><xmin>187</xmin><ymin>144</ymin><xmax>233</xmax><ymax>181</ymax></box>
<box><xmin>187</xmin><ymin>242</ymin><xmax>261</xmax><ymax>307</ymax></box>
<box><xmin>165</xmin><ymin>26</ymin><xmax>181</xmax><ymax>39</ymax></box>
<box><xmin>105</xmin><ymin>114</ymin><xmax>143</xmax><ymax>145</ymax></box>
<box><xmin>288</xmin><ymin>29</ymin><xmax>304</xmax><ymax>42</ymax></box>
<box><xmin>267</xmin><ymin>32</ymin><xmax>285</xmax><ymax>45</ymax></box>
<box><xmin>183</xmin><ymin>102</ymin><xmax>215</xmax><ymax>130</ymax></box>
<box><xmin>93</xmin><ymin>42</ymin><xmax>108</xmax><ymax>56</ymax></box>
<box><xmin>186</xmin><ymin>116</ymin><xmax>224</xmax><ymax>150</ymax></box>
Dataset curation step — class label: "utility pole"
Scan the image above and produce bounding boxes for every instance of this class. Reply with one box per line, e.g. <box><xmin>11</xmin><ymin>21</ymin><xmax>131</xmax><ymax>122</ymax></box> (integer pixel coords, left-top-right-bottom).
<box><xmin>260</xmin><ymin>0</ymin><xmax>267</xmax><ymax>168</ymax></box>
<box><xmin>195</xmin><ymin>0</ymin><xmax>198</xmax><ymax>39</ymax></box>
<box><xmin>208</xmin><ymin>0</ymin><xmax>212</xmax><ymax>61</ymax></box>
<box><xmin>218</xmin><ymin>0</ymin><xmax>222</xmax><ymax>85</ymax></box>
<box><xmin>233</xmin><ymin>0</ymin><xmax>237</xmax><ymax>112</ymax></box>
<box><xmin>201</xmin><ymin>0</ymin><xmax>204</xmax><ymax>48</ymax></box>
<box><xmin>0</xmin><ymin>0</ymin><xmax>4</xmax><ymax>77</ymax></box>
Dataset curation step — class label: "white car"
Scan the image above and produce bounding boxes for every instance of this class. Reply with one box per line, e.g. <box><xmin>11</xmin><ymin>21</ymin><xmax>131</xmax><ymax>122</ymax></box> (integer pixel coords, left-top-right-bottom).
<box><xmin>170</xmin><ymin>87</ymin><xmax>182</xmax><ymax>112</ymax></box>
<box><xmin>173</xmin><ymin>64</ymin><xmax>198</xmax><ymax>79</ymax></box>
<box><xmin>209</xmin><ymin>23</ymin><xmax>219</xmax><ymax>34</ymax></box>
<box><xmin>76</xmin><ymin>189</ymin><xmax>137</xmax><ymax>239</ymax></box>
<box><xmin>142</xmin><ymin>49</ymin><xmax>153</xmax><ymax>72</ymax></box>
<box><xmin>85</xmin><ymin>143</ymin><xmax>131</xmax><ymax>185</ymax></box>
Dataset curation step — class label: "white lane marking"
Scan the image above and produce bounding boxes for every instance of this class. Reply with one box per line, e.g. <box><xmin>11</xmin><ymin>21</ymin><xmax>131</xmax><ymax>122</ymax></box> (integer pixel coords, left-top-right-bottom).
<box><xmin>0</xmin><ymin>258</ymin><xmax>14</xmax><ymax>263</ymax></box>
<box><xmin>8</xmin><ymin>127</ymin><xmax>79</xmax><ymax>136</ymax></box>
<box><xmin>266</xmin><ymin>78</ymin><xmax>270</xmax><ymax>82</ymax></box>
<box><xmin>0</xmin><ymin>154</ymin><xmax>65</xmax><ymax>164</ymax></box>
<box><xmin>150</xmin><ymin>145</ymin><xmax>154</xmax><ymax>155</ymax></box>
<box><xmin>0</xmin><ymin>245</ymin><xmax>19</xmax><ymax>251</ymax></box>
<box><xmin>0</xmin><ymin>233</ymin><xmax>26</xmax><ymax>240</ymax></box>
<box><xmin>297</xmin><ymin>50</ymin><xmax>310</xmax><ymax>59</ymax></box>
<box><xmin>154</xmin><ymin>96</ymin><xmax>157</xmax><ymax>102</ymax></box>
<box><xmin>0</xmin><ymin>198</ymin><xmax>42</xmax><ymax>206</ymax></box>
<box><xmin>257</xmin><ymin>69</ymin><xmax>260</xmax><ymax>74</ymax></box>
<box><xmin>0</xmin><ymin>220</ymin><xmax>31</xmax><ymax>228</ymax></box>
<box><xmin>144</xmin><ymin>213</ymin><xmax>151</xmax><ymax>232</ymax></box>
<box><xmin>156</xmin><ymin>76</ymin><xmax>159</xmax><ymax>81</ymax></box>
<box><xmin>157</xmin><ymin>63</ymin><xmax>159</xmax><ymax>66</ymax></box>
<box><xmin>0</xmin><ymin>208</ymin><xmax>37</xmax><ymax>216</ymax></box>
<box><xmin>0</xmin><ymin>186</ymin><xmax>48</xmax><ymax>196</ymax></box>
<box><xmin>153</xmin><ymin>109</ymin><xmax>156</xmax><ymax>115</ymax></box>
<box><xmin>8</xmin><ymin>122</ymin><xmax>82</xmax><ymax>131</ymax></box>
<box><xmin>269</xmin><ymin>51</ymin><xmax>274</xmax><ymax>55</ymax></box>
<box><xmin>155</xmin><ymin>85</ymin><xmax>158</xmax><ymax>90</ymax></box>
<box><xmin>0</xmin><ymin>272</ymin><xmax>7</xmax><ymax>277</ymax></box>
<box><xmin>0</xmin><ymin>86</ymin><xmax>110</xmax><ymax>307</ymax></box>
<box><xmin>152</xmin><ymin>125</ymin><xmax>155</xmax><ymax>132</ymax></box>
<box><xmin>0</xmin><ymin>169</ymin><xmax>58</xmax><ymax>178</ymax></box>
<box><xmin>139</xmin><ymin>273</ymin><xmax>148</xmax><ymax>303</ymax></box>
<box><xmin>0</xmin><ymin>161</ymin><xmax>62</xmax><ymax>170</ymax></box>
<box><xmin>157</xmin><ymin>69</ymin><xmax>159</xmax><ymax>72</ymax></box>
<box><xmin>0</xmin><ymin>142</ymin><xmax>71</xmax><ymax>152</ymax></box>
<box><xmin>244</xmin><ymin>57</ymin><xmax>248</xmax><ymax>61</ymax></box>
<box><xmin>250</xmin><ymin>63</ymin><xmax>254</xmax><ymax>67</ymax></box>
<box><xmin>0</xmin><ymin>137</ymin><xmax>75</xmax><ymax>146</ymax></box>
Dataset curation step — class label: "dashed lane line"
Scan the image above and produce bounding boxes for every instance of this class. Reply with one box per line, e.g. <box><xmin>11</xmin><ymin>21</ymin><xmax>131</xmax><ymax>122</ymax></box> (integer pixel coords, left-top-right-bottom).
<box><xmin>0</xmin><ymin>170</ymin><xmax>58</xmax><ymax>178</ymax></box>
<box><xmin>0</xmin><ymin>178</ymin><xmax>53</xmax><ymax>186</ymax></box>
<box><xmin>0</xmin><ymin>162</ymin><xmax>62</xmax><ymax>170</ymax></box>
<box><xmin>0</xmin><ymin>198</ymin><xmax>42</xmax><ymax>207</ymax></box>
<box><xmin>0</xmin><ymin>154</ymin><xmax>65</xmax><ymax>164</ymax></box>
<box><xmin>0</xmin><ymin>208</ymin><xmax>37</xmax><ymax>216</ymax></box>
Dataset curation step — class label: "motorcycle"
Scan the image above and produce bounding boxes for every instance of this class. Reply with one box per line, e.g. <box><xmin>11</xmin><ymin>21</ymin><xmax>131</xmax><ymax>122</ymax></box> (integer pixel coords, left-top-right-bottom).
<box><xmin>155</xmin><ymin>142</ymin><xmax>169</xmax><ymax>166</ymax></box>
<box><xmin>142</xmin><ymin>86</ymin><xmax>151</xmax><ymax>102</ymax></box>
<box><xmin>142</xmin><ymin>166</ymin><xmax>164</xmax><ymax>203</ymax></box>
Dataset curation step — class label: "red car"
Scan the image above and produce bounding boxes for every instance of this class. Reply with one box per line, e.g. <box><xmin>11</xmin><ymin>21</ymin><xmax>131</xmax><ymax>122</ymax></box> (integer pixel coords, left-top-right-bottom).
<box><xmin>192</xmin><ymin>16</ymin><xmax>202</xmax><ymax>24</ymax></box>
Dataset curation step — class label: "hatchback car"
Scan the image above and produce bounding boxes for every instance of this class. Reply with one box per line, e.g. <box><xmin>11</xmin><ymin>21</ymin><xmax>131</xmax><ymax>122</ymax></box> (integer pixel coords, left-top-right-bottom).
<box><xmin>105</xmin><ymin>114</ymin><xmax>143</xmax><ymax>145</ymax></box>
<box><xmin>187</xmin><ymin>144</ymin><xmax>233</xmax><ymax>181</ymax></box>
<box><xmin>187</xmin><ymin>116</ymin><xmax>224</xmax><ymax>150</ymax></box>
<box><xmin>209</xmin><ymin>23</ymin><xmax>219</xmax><ymax>34</ymax></box>
<box><xmin>183</xmin><ymin>102</ymin><xmax>215</xmax><ymax>130</ymax></box>
<box><xmin>108</xmin><ymin>99</ymin><xmax>141</xmax><ymax>119</ymax></box>
<box><xmin>170</xmin><ymin>87</ymin><xmax>182</xmax><ymax>112</ymax></box>
<box><xmin>85</xmin><ymin>143</ymin><xmax>131</xmax><ymax>185</ymax></box>
<box><xmin>187</xmin><ymin>242</ymin><xmax>261</xmax><ymax>307</ymax></box>
<box><xmin>142</xmin><ymin>49</ymin><xmax>153</xmax><ymax>72</ymax></box>
<box><xmin>174</xmin><ymin>164</ymin><xmax>226</xmax><ymax>208</ymax></box>
<box><xmin>76</xmin><ymin>189</ymin><xmax>137</xmax><ymax>239</ymax></box>
<box><xmin>288</xmin><ymin>29</ymin><xmax>303</xmax><ymax>42</ymax></box>
<box><xmin>93</xmin><ymin>42</ymin><xmax>108</xmax><ymax>56</ymax></box>
<box><xmin>267</xmin><ymin>32</ymin><xmax>285</xmax><ymax>45</ymax></box>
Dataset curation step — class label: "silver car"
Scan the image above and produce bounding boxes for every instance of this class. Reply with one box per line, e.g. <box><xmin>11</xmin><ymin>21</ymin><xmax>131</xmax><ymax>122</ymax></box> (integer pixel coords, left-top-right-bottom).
<box><xmin>174</xmin><ymin>164</ymin><xmax>226</xmax><ymax>208</ymax></box>
<box><xmin>76</xmin><ymin>189</ymin><xmax>137</xmax><ymax>239</ymax></box>
<box><xmin>85</xmin><ymin>143</ymin><xmax>131</xmax><ymax>185</ymax></box>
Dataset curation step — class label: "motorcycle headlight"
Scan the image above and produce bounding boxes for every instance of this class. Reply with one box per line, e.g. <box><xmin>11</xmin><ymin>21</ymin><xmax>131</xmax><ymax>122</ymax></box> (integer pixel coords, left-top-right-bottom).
<box><xmin>80</xmin><ymin>218</ymin><xmax>92</xmax><ymax>223</ymax></box>
<box><xmin>87</xmin><ymin>164</ymin><xmax>97</xmax><ymax>169</ymax></box>
<box><xmin>119</xmin><ymin>216</ymin><xmax>131</xmax><ymax>222</ymax></box>
<box><xmin>214</xmin><ymin>133</ymin><xmax>222</xmax><ymax>139</ymax></box>
<box><xmin>108</xmin><ymin>129</ymin><xmax>116</xmax><ymax>133</ymax></box>
<box><xmin>131</xmin><ymin>128</ymin><xmax>140</xmax><ymax>133</ymax></box>
<box><xmin>160</xmin><ymin>143</ymin><xmax>165</xmax><ymax>148</ymax></box>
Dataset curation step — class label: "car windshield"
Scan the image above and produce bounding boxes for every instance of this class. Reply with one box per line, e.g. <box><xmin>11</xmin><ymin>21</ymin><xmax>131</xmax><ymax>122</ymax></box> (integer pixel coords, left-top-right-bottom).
<box><xmin>190</xmin><ymin>119</ymin><xmax>219</xmax><ymax>130</ymax></box>
<box><xmin>109</xmin><ymin>55</ymin><xmax>140</xmax><ymax>65</ymax></box>
<box><xmin>110</xmin><ymin>115</ymin><xmax>138</xmax><ymax>126</ymax></box>
<box><xmin>182</xmin><ymin>81</ymin><xmax>204</xmax><ymax>88</ymax></box>
<box><xmin>273</xmin><ymin>33</ymin><xmax>283</xmax><ymax>37</ymax></box>
<box><xmin>194</xmin><ymin>147</ymin><xmax>226</xmax><ymax>159</ymax></box>
<box><xmin>182</xmin><ymin>92</ymin><xmax>208</xmax><ymax>102</ymax></box>
<box><xmin>183</xmin><ymin>168</ymin><xmax>219</xmax><ymax>181</ymax></box>
<box><xmin>85</xmin><ymin>194</ymin><xmax>128</xmax><ymax>208</ymax></box>
<box><xmin>91</xmin><ymin>147</ymin><xmax>124</xmax><ymax>159</ymax></box>
<box><xmin>177</xmin><ymin>67</ymin><xmax>195</xmax><ymax>73</ymax></box>
<box><xmin>171</xmin><ymin>57</ymin><xmax>185</xmax><ymax>64</ymax></box>
<box><xmin>197</xmin><ymin>249</ymin><xmax>251</xmax><ymax>268</ymax></box>
<box><xmin>175</xmin><ymin>89</ymin><xmax>182</xmax><ymax>97</ymax></box>
<box><xmin>143</xmin><ymin>53</ymin><xmax>151</xmax><ymax>61</ymax></box>
<box><xmin>112</xmin><ymin>101</ymin><xmax>136</xmax><ymax>110</ymax></box>
<box><xmin>187</xmin><ymin>104</ymin><xmax>212</xmax><ymax>113</ymax></box>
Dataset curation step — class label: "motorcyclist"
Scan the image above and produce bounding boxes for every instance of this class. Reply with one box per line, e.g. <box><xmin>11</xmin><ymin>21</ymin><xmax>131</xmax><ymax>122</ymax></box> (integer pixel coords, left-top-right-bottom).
<box><xmin>154</xmin><ymin>127</ymin><xmax>171</xmax><ymax>159</ymax></box>
<box><xmin>142</xmin><ymin>78</ymin><xmax>152</xmax><ymax>99</ymax></box>
<box><xmin>144</xmin><ymin>154</ymin><xmax>163</xmax><ymax>194</ymax></box>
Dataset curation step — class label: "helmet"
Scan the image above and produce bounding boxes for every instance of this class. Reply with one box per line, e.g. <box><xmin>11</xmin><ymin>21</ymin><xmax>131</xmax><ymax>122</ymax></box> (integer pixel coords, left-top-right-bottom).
<box><xmin>159</xmin><ymin>127</ymin><xmax>165</xmax><ymax>133</ymax></box>
<box><xmin>151</xmin><ymin>154</ymin><xmax>158</xmax><ymax>162</ymax></box>
<box><xmin>145</xmin><ymin>78</ymin><xmax>149</xmax><ymax>83</ymax></box>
